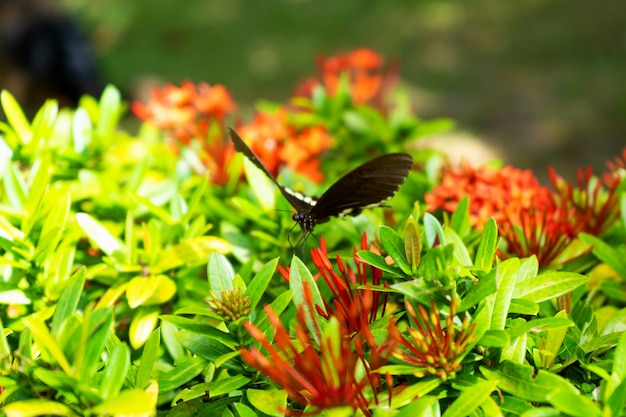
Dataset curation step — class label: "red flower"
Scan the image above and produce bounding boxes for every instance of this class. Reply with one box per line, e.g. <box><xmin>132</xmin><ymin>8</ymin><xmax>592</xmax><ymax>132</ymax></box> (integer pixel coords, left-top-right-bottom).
<box><xmin>237</xmin><ymin>108</ymin><xmax>332</xmax><ymax>183</ymax></box>
<box><xmin>393</xmin><ymin>299</ymin><xmax>475</xmax><ymax>380</ymax></box>
<box><xmin>310</xmin><ymin>234</ymin><xmax>388</xmax><ymax>334</ymax></box>
<box><xmin>240</xmin><ymin>284</ymin><xmax>397</xmax><ymax>416</ymax></box>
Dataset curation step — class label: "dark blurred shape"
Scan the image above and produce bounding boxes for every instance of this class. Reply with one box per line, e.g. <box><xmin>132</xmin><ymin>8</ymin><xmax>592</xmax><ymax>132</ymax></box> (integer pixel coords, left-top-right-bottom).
<box><xmin>0</xmin><ymin>0</ymin><xmax>104</xmax><ymax>112</ymax></box>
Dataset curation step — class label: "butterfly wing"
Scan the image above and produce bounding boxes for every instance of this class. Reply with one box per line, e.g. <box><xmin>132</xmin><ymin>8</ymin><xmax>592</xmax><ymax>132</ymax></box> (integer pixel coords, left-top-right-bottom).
<box><xmin>309</xmin><ymin>153</ymin><xmax>413</xmax><ymax>222</ymax></box>
<box><xmin>229</xmin><ymin>128</ymin><xmax>316</xmax><ymax>213</ymax></box>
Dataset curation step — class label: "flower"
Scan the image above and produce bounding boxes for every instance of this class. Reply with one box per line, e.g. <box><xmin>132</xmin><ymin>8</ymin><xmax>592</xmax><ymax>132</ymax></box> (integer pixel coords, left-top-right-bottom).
<box><xmin>237</xmin><ymin>108</ymin><xmax>332</xmax><ymax>183</ymax></box>
<box><xmin>294</xmin><ymin>48</ymin><xmax>398</xmax><ymax>108</ymax></box>
<box><xmin>425</xmin><ymin>162</ymin><xmax>553</xmax><ymax>229</ymax></box>
<box><xmin>240</xmin><ymin>284</ymin><xmax>397</xmax><ymax>416</ymax></box>
<box><xmin>206</xmin><ymin>287</ymin><xmax>251</xmax><ymax>322</ymax></box>
<box><xmin>392</xmin><ymin>299</ymin><xmax>475</xmax><ymax>380</ymax></box>
<box><xmin>310</xmin><ymin>234</ymin><xmax>388</xmax><ymax>334</ymax></box>
<box><xmin>131</xmin><ymin>81</ymin><xmax>237</xmax><ymax>184</ymax></box>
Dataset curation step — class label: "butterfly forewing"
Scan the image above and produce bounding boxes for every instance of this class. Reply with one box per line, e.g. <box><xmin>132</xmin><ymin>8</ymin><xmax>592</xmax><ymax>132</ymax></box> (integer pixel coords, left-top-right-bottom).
<box><xmin>310</xmin><ymin>153</ymin><xmax>413</xmax><ymax>221</ymax></box>
<box><xmin>229</xmin><ymin>128</ymin><xmax>315</xmax><ymax>213</ymax></box>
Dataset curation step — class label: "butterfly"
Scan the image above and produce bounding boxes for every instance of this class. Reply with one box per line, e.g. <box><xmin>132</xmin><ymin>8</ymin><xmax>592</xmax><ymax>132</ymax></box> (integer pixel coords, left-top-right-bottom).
<box><xmin>229</xmin><ymin>128</ymin><xmax>413</xmax><ymax>246</ymax></box>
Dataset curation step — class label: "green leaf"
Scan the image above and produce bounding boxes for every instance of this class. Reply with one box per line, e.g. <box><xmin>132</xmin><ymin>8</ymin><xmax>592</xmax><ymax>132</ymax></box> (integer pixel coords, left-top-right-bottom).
<box><xmin>158</xmin><ymin>356</ymin><xmax>208</xmax><ymax>392</ymax></box>
<box><xmin>393</xmin><ymin>396</ymin><xmax>439</xmax><ymax>417</ymax></box>
<box><xmin>242</xmin><ymin>156</ymin><xmax>276</xmax><ymax>212</ymax></box>
<box><xmin>245</xmin><ymin>257</ymin><xmax>278</xmax><ymax>310</ymax></box>
<box><xmin>380</xmin><ymin>225</ymin><xmax>412</xmax><ymax>274</ymax></box>
<box><xmin>580</xmin><ymin>233</ymin><xmax>626</xmax><ymax>279</ymax></box>
<box><xmin>481</xmin><ymin>361</ymin><xmax>577</xmax><ymax>403</ymax></box>
<box><xmin>441</xmin><ymin>378</ymin><xmax>498</xmax><ymax>417</ymax></box>
<box><xmin>508</xmin><ymin>298</ymin><xmax>539</xmax><ymax>315</ymax></box>
<box><xmin>491</xmin><ymin>258</ymin><xmax>520</xmax><ymax>331</ymax></box>
<box><xmin>3</xmin><ymin>399</ymin><xmax>78</xmax><ymax>417</ymax></box>
<box><xmin>247</xmin><ymin>388</ymin><xmax>287</xmax><ymax>417</ymax></box>
<box><xmin>459</xmin><ymin>269</ymin><xmax>497</xmax><ymax>312</ymax></box>
<box><xmin>100</xmin><ymin>343</ymin><xmax>130</xmax><ymax>400</ymax></box>
<box><xmin>160</xmin><ymin>315</ymin><xmax>237</xmax><ymax>346</ymax></box>
<box><xmin>22</xmin><ymin>316</ymin><xmax>72</xmax><ymax>374</ymax></box>
<box><xmin>75</xmin><ymin>212</ymin><xmax>124</xmax><ymax>258</ymax></box>
<box><xmin>443</xmin><ymin>227</ymin><xmax>472</xmax><ymax>267</ymax></box>
<box><xmin>607</xmin><ymin>329</ymin><xmax>626</xmax><ymax>398</ymax></box>
<box><xmin>51</xmin><ymin>268</ymin><xmax>86</xmax><ymax>336</ymax></box>
<box><xmin>129</xmin><ymin>308</ymin><xmax>159</xmax><ymax>349</ymax></box>
<box><xmin>153</xmin><ymin>236</ymin><xmax>231</xmax><ymax>272</ymax></box>
<box><xmin>357</xmin><ymin>250</ymin><xmax>405</xmax><ymax>277</ymax></box>
<box><xmin>450</xmin><ymin>196</ymin><xmax>471</xmax><ymax>237</ymax></box>
<box><xmin>97</xmin><ymin>85</ymin><xmax>123</xmax><ymax>138</ymax></box>
<box><xmin>208</xmin><ymin>253</ymin><xmax>235</xmax><ymax>294</ymax></box>
<box><xmin>507</xmin><ymin>317</ymin><xmax>573</xmax><ymax>340</ymax></box>
<box><xmin>475</xmin><ymin>218</ymin><xmax>498</xmax><ymax>271</ymax></box>
<box><xmin>72</xmin><ymin>107</ymin><xmax>92</xmax><ymax>153</ymax></box>
<box><xmin>479</xmin><ymin>330</ymin><xmax>510</xmax><ymax>348</ymax></box>
<box><xmin>423</xmin><ymin>212</ymin><xmax>446</xmax><ymax>248</ymax></box>
<box><xmin>89</xmin><ymin>389</ymin><xmax>156</xmax><ymax>416</ymax></box>
<box><xmin>547</xmin><ymin>387</ymin><xmax>602</xmax><ymax>417</ymax></box>
<box><xmin>208</xmin><ymin>375</ymin><xmax>250</xmax><ymax>397</ymax></box>
<box><xmin>403</xmin><ymin>215</ymin><xmax>421</xmax><ymax>273</ymax></box>
<box><xmin>135</xmin><ymin>329</ymin><xmax>160</xmax><ymax>389</ymax></box>
<box><xmin>512</xmin><ymin>271</ymin><xmax>588</xmax><ymax>302</ymax></box>
<box><xmin>126</xmin><ymin>275</ymin><xmax>176</xmax><ymax>308</ymax></box>
<box><xmin>1</xmin><ymin>90</ymin><xmax>31</xmax><ymax>145</ymax></box>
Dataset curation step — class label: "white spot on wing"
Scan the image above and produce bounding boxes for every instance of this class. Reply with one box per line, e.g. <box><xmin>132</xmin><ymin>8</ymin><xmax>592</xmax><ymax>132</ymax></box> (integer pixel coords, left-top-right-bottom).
<box><xmin>284</xmin><ymin>187</ymin><xmax>317</xmax><ymax>206</ymax></box>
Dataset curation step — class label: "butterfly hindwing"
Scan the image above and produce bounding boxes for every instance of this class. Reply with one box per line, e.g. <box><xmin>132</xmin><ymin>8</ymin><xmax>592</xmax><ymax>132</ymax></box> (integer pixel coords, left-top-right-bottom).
<box><xmin>310</xmin><ymin>153</ymin><xmax>413</xmax><ymax>222</ymax></box>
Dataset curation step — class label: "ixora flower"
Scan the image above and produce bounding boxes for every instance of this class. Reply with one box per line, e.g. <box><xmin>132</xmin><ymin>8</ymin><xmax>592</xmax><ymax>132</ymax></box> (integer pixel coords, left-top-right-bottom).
<box><xmin>131</xmin><ymin>81</ymin><xmax>237</xmax><ymax>184</ymax></box>
<box><xmin>240</xmin><ymin>284</ymin><xmax>398</xmax><ymax>416</ymax></box>
<box><xmin>237</xmin><ymin>107</ymin><xmax>332</xmax><ymax>183</ymax></box>
<box><xmin>310</xmin><ymin>234</ymin><xmax>389</xmax><ymax>334</ymax></box>
<box><xmin>206</xmin><ymin>287</ymin><xmax>251</xmax><ymax>322</ymax></box>
<box><xmin>392</xmin><ymin>299</ymin><xmax>476</xmax><ymax>381</ymax></box>
<box><xmin>426</xmin><ymin>161</ymin><xmax>621</xmax><ymax>268</ymax></box>
<box><xmin>294</xmin><ymin>48</ymin><xmax>398</xmax><ymax>108</ymax></box>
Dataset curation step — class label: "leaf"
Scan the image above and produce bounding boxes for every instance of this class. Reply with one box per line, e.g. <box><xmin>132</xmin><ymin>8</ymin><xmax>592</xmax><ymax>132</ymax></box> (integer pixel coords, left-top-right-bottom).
<box><xmin>247</xmin><ymin>388</ymin><xmax>287</xmax><ymax>417</ymax></box>
<box><xmin>357</xmin><ymin>250</ymin><xmax>405</xmax><ymax>277</ymax></box>
<box><xmin>129</xmin><ymin>308</ymin><xmax>159</xmax><ymax>350</ymax></box>
<box><xmin>380</xmin><ymin>225</ymin><xmax>412</xmax><ymax>274</ymax></box>
<box><xmin>547</xmin><ymin>387</ymin><xmax>602</xmax><ymax>417</ymax></box>
<box><xmin>208</xmin><ymin>375</ymin><xmax>251</xmax><ymax>398</ymax></box>
<box><xmin>491</xmin><ymin>258</ymin><xmax>520</xmax><ymax>331</ymax></box>
<box><xmin>423</xmin><ymin>212</ymin><xmax>446</xmax><ymax>248</ymax></box>
<box><xmin>100</xmin><ymin>343</ymin><xmax>130</xmax><ymax>400</ymax></box>
<box><xmin>208</xmin><ymin>253</ymin><xmax>235</xmax><ymax>294</ymax></box>
<box><xmin>580</xmin><ymin>233</ymin><xmax>626</xmax><ymax>279</ymax></box>
<box><xmin>459</xmin><ymin>270</ymin><xmax>497</xmax><ymax>312</ymax></box>
<box><xmin>89</xmin><ymin>389</ymin><xmax>156</xmax><ymax>416</ymax></box>
<box><xmin>158</xmin><ymin>356</ymin><xmax>208</xmax><ymax>392</ymax></box>
<box><xmin>97</xmin><ymin>85</ymin><xmax>123</xmax><ymax>138</ymax></box>
<box><xmin>245</xmin><ymin>257</ymin><xmax>278</xmax><ymax>310</ymax></box>
<box><xmin>450</xmin><ymin>196</ymin><xmax>471</xmax><ymax>237</ymax></box>
<box><xmin>75</xmin><ymin>212</ymin><xmax>124</xmax><ymax>258</ymax></box>
<box><xmin>72</xmin><ymin>107</ymin><xmax>92</xmax><ymax>153</ymax></box>
<box><xmin>135</xmin><ymin>329</ymin><xmax>160</xmax><ymax>390</ymax></box>
<box><xmin>126</xmin><ymin>275</ymin><xmax>176</xmax><ymax>309</ymax></box>
<box><xmin>242</xmin><ymin>156</ymin><xmax>276</xmax><ymax>212</ymax></box>
<box><xmin>512</xmin><ymin>271</ymin><xmax>588</xmax><ymax>302</ymax></box>
<box><xmin>153</xmin><ymin>236</ymin><xmax>231</xmax><ymax>272</ymax></box>
<box><xmin>51</xmin><ymin>268</ymin><xmax>86</xmax><ymax>336</ymax></box>
<box><xmin>475</xmin><ymin>217</ymin><xmax>498</xmax><ymax>271</ymax></box>
<box><xmin>3</xmin><ymin>399</ymin><xmax>78</xmax><ymax>417</ymax></box>
<box><xmin>481</xmin><ymin>361</ymin><xmax>577</xmax><ymax>403</ymax></box>
<box><xmin>1</xmin><ymin>90</ymin><xmax>31</xmax><ymax>145</ymax></box>
<box><xmin>22</xmin><ymin>316</ymin><xmax>72</xmax><ymax>375</ymax></box>
<box><xmin>443</xmin><ymin>227</ymin><xmax>472</xmax><ymax>267</ymax></box>
<box><xmin>403</xmin><ymin>215</ymin><xmax>421</xmax><ymax>273</ymax></box>
<box><xmin>441</xmin><ymin>378</ymin><xmax>498</xmax><ymax>417</ymax></box>
<box><xmin>159</xmin><ymin>315</ymin><xmax>237</xmax><ymax>346</ymax></box>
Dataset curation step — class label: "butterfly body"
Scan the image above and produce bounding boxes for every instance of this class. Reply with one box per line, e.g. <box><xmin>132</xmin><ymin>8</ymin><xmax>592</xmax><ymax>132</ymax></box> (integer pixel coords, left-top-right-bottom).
<box><xmin>229</xmin><ymin>128</ymin><xmax>413</xmax><ymax>241</ymax></box>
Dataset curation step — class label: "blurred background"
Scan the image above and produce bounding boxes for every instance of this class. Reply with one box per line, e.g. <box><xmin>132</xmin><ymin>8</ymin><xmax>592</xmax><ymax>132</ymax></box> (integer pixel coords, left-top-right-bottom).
<box><xmin>1</xmin><ymin>0</ymin><xmax>625</xmax><ymax>179</ymax></box>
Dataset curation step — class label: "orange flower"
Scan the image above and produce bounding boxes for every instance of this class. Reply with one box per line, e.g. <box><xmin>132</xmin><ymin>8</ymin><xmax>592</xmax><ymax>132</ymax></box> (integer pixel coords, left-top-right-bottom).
<box><xmin>425</xmin><ymin>162</ymin><xmax>553</xmax><ymax>228</ymax></box>
<box><xmin>131</xmin><ymin>81</ymin><xmax>237</xmax><ymax>184</ymax></box>
<box><xmin>237</xmin><ymin>108</ymin><xmax>332</xmax><ymax>183</ymax></box>
<box><xmin>294</xmin><ymin>48</ymin><xmax>397</xmax><ymax>107</ymax></box>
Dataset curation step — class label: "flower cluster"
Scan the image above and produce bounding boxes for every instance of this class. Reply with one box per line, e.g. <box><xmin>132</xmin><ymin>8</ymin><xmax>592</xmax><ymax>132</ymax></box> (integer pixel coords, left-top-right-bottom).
<box><xmin>236</xmin><ymin>108</ymin><xmax>333</xmax><ymax>183</ymax></box>
<box><xmin>240</xmin><ymin>284</ymin><xmax>397</xmax><ymax>416</ymax></box>
<box><xmin>206</xmin><ymin>287</ymin><xmax>251</xmax><ymax>322</ymax></box>
<box><xmin>392</xmin><ymin>299</ymin><xmax>476</xmax><ymax>380</ymax></box>
<box><xmin>426</xmin><ymin>161</ymin><xmax>621</xmax><ymax>268</ymax></box>
<box><xmin>294</xmin><ymin>48</ymin><xmax>397</xmax><ymax>108</ymax></box>
<box><xmin>131</xmin><ymin>81</ymin><xmax>237</xmax><ymax>184</ymax></box>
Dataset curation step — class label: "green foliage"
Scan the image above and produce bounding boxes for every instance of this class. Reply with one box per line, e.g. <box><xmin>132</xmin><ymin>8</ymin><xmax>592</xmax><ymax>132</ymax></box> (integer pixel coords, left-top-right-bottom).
<box><xmin>1</xmin><ymin>75</ymin><xmax>625</xmax><ymax>417</ymax></box>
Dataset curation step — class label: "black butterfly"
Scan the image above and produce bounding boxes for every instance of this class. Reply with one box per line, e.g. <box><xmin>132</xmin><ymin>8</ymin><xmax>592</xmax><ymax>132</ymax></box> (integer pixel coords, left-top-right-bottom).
<box><xmin>229</xmin><ymin>128</ymin><xmax>413</xmax><ymax>245</ymax></box>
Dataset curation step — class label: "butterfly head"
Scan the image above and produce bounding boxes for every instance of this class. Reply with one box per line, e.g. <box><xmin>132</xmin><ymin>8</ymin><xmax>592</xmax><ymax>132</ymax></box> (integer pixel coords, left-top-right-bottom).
<box><xmin>292</xmin><ymin>212</ymin><xmax>316</xmax><ymax>233</ymax></box>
